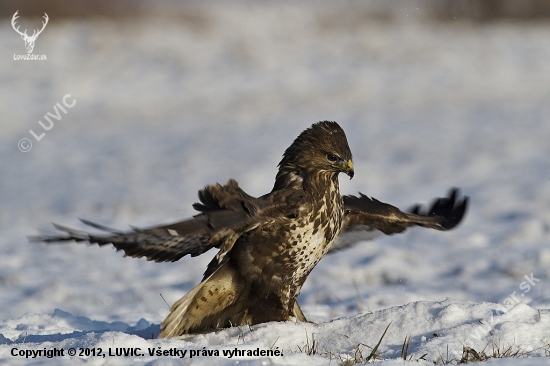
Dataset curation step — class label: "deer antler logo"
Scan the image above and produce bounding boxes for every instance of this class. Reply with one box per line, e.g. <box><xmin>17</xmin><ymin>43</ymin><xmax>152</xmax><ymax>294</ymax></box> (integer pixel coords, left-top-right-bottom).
<box><xmin>12</xmin><ymin>11</ymin><xmax>49</xmax><ymax>54</ymax></box>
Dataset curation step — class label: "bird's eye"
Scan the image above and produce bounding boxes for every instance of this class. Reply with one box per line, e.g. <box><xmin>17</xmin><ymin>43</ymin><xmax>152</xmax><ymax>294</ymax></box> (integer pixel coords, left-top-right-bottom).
<box><xmin>326</xmin><ymin>153</ymin><xmax>339</xmax><ymax>163</ymax></box>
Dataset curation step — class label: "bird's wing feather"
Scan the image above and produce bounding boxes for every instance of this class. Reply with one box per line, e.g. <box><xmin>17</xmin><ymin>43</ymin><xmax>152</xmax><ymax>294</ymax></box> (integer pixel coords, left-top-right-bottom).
<box><xmin>28</xmin><ymin>214</ymin><xmax>226</xmax><ymax>263</ymax></box>
<box><xmin>28</xmin><ymin>179</ymin><xmax>302</xmax><ymax>263</ymax></box>
<box><xmin>329</xmin><ymin>188</ymin><xmax>468</xmax><ymax>253</ymax></box>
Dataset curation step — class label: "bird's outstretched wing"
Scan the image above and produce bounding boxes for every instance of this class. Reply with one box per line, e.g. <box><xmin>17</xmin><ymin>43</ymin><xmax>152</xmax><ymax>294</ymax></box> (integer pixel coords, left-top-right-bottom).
<box><xmin>329</xmin><ymin>188</ymin><xmax>468</xmax><ymax>252</ymax></box>
<box><xmin>28</xmin><ymin>179</ymin><xmax>300</xmax><ymax>263</ymax></box>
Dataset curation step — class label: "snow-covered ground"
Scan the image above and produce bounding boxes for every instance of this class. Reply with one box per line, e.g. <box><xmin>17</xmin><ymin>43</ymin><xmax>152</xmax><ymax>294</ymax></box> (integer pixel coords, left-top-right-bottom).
<box><xmin>1</xmin><ymin>2</ymin><xmax>550</xmax><ymax>364</ymax></box>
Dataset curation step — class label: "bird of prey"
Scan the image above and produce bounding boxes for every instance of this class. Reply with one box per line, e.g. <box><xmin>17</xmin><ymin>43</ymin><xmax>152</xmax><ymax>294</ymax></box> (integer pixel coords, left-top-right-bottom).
<box><xmin>29</xmin><ymin>121</ymin><xmax>468</xmax><ymax>338</ymax></box>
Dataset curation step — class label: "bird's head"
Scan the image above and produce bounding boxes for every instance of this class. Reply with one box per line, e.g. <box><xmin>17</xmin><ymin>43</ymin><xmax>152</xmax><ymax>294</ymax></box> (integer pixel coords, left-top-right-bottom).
<box><xmin>274</xmin><ymin>121</ymin><xmax>354</xmax><ymax>190</ymax></box>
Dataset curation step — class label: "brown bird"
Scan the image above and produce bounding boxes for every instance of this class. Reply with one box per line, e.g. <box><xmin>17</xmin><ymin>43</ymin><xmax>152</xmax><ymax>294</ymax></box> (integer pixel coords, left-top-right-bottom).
<box><xmin>29</xmin><ymin>121</ymin><xmax>468</xmax><ymax>338</ymax></box>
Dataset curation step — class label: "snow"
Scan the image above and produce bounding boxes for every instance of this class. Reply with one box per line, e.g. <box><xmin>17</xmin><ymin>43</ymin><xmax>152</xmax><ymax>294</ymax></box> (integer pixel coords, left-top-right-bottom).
<box><xmin>1</xmin><ymin>300</ymin><xmax>549</xmax><ymax>365</ymax></box>
<box><xmin>1</xmin><ymin>1</ymin><xmax>550</xmax><ymax>364</ymax></box>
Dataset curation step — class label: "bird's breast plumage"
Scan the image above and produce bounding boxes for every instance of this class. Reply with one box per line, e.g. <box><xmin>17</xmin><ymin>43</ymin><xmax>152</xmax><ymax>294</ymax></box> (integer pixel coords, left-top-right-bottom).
<box><xmin>284</xmin><ymin>179</ymin><xmax>344</xmax><ymax>288</ymax></box>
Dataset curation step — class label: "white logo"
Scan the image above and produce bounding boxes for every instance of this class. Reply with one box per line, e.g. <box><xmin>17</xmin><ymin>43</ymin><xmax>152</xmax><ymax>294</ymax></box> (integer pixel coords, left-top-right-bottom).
<box><xmin>12</xmin><ymin>11</ymin><xmax>48</xmax><ymax>54</ymax></box>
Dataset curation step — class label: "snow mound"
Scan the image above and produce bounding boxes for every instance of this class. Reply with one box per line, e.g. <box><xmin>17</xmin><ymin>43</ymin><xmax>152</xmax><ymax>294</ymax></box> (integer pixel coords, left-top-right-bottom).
<box><xmin>1</xmin><ymin>299</ymin><xmax>549</xmax><ymax>365</ymax></box>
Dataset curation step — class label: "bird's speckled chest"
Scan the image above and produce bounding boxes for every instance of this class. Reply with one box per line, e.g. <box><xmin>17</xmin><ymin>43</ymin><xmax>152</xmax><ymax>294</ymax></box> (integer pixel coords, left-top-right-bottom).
<box><xmin>284</xmin><ymin>183</ymin><xmax>343</xmax><ymax>283</ymax></box>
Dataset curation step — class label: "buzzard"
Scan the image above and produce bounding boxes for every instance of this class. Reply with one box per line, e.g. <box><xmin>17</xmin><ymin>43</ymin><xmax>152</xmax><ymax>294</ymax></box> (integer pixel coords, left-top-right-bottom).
<box><xmin>29</xmin><ymin>121</ymin><xmax>468</xmax><ymax>338</ymax></box>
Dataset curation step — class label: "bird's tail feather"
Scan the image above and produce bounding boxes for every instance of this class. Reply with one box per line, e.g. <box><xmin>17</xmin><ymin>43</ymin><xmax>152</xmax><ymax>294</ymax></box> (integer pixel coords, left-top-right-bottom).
<box><xmin>159</xmin><ymin>262</ymin><xmax>246</xmax><ymax>338</ymax></box>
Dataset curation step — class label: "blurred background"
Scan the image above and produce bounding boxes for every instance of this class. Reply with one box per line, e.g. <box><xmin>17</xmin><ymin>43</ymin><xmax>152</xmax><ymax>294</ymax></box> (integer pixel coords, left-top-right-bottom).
<box><xmin>1</xmin><ymin>1</ymin><xmax>549</xmax><ymax>325</ymax></box>
<box><xmin>4</xmin><ymin>0</ymin><xmax>550</xmax><ymax>20</ymax></box>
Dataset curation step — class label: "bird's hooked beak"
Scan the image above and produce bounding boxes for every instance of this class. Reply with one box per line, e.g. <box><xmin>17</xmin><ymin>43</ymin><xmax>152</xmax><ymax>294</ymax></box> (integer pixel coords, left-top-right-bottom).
<box><xmin>344</xmin><ymin>160</ymin><xmax>354</xmax><ymax>179</ymax></box>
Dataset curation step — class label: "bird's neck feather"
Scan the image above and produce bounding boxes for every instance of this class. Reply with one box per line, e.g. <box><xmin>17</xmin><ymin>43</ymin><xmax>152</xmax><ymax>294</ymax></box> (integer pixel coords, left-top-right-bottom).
<box><xmin>272</xmin><ymin>163</ymin><xmax>340</xmax><ymax>199</ymax></box>
<box><xmin>272</xmin><ymin>163</ymin><xmax>305</xmax><ymax>191</ymax></box>
<box><xmin>303</xmin><ymin>171</ymin><xmax>340</xmax><ymax>200</ymax></box>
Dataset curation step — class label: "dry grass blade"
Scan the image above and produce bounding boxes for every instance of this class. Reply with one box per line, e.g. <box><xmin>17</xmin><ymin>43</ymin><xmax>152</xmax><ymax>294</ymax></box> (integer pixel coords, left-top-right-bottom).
<box><xmin>365</xmin><ymin>322</ymin><xmax>391</xmax><ymax>362</ymax></box>
<box><xmin>457</xmin><ymin>341</ymin><xmax>537</xmax><ymax>364</ymax></box>
<box><xmin>401</xmin><ymin>334</ymin><xmax>411</xmax><ymax>360</ymax></box>
<box><xmin>298</xmin><ymin>331</ymin><xmax>318</xmax><ymax>356</ymax></box>
<box><xmin>460</xmin><ymin>346</ymin><xmax>484</xmax><ymax>363</ymax></box>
